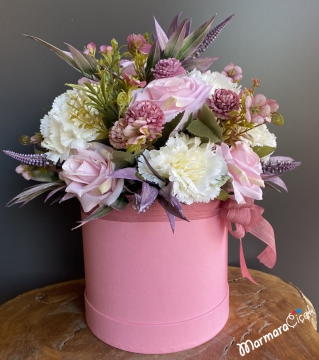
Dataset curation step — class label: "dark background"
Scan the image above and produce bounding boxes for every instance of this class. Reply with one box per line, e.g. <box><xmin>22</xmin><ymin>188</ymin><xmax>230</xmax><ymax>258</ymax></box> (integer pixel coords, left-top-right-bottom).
<box><xmin>1</xmin><ymin>0</ymin><xmax>318</xmax><ymax>318</ymax></box>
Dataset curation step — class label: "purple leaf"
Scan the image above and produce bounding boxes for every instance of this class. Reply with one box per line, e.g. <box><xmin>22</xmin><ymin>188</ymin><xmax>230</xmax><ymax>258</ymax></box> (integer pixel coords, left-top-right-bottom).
<box><xmin>73</xmin><ymin>206</ymin><xmax>113</xmax><ymax>229</ymax></box>
<box><xmin>142</xmin><ymin>154</ymin><xmax>167</xmax><ymax>182</ymax></box>
<box><xmin>65</xmin><ymin>43</ymin><xmax>95</xmax><ymax>77</ymax></box>
<box><xmin>44</xmin><ymin>186</ymin><xmax>66</xmax><ymax>203</ymax></box>
<box><xmin>59</xmin><ymin>193</ymin><xmax>76</xmax><ymax>203</ymax></box>
<box><xmin>181</xmin><ymin>56</ymin><xmax>221</xmax><ymax>72</ymax></box>
<box><xmin>109</xmin><ymin>167</ymin><xmax>141</xmax><ymax>181</ymax></box>
<box><xmin>154</xmin><ymin>17</ymin><xmax>168</xmax><ymax>50</ymax></box>
<box><xmin>133</xmin><ymin>182</ymin><xmax>159</xmax><ymax>213</ymax></box>
<box><xmin>24</xmin><ymin>34</ymin><xmax>80</xmax><ymax>72</ymax></box>
<box><xmin>157</xmin><ymin>197</ymin><xmax>176</xmax><ymax>233</ymax></box>
<box><xmin>167</xmin><ymin>13</ymin><xmax>182</xmax><ymax>38</ymax></box>
<box><xmin>266</xmin><ymin>176</ymin><xmax>288</xmax><ymax>192</ymax></box>
<box><xmin>185</xmin><ymin>18</ymin><xmax>192</xmax><ymax>37</ymax></box>
<box><xmin>164</xmin><ymin>19</ymin><xmax>187</xmax><ymax>58</ymax></box>
<box><xmin>158</xmin><ymin>183</ymin><xmax>189</xmax><ymax>222</ymax></box>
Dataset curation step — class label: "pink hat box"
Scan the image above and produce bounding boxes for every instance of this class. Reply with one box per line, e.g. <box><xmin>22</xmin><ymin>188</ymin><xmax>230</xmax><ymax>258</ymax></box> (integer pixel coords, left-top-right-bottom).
<box><xmin>81</xmin><ymin>199</ymin><xmax>229</xmax><ymax>354</ymax></box>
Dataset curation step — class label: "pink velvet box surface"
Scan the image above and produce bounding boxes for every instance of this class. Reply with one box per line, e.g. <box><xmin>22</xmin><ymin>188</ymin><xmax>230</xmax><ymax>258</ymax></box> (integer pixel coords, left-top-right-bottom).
<box><xmin>81</xmin><ymin>200</ymin><xmax>229</xmax><ymax>354</ymax></box>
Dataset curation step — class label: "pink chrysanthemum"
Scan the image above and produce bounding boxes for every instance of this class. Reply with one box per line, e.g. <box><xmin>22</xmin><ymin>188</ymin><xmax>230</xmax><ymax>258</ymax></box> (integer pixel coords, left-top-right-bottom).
<box><xmin>207</xmin><ymin>89</ymin><xmax>240</xmax><ymax>119</ymax></box>
<box><xmin>124</xmin><ymin>100</ymin><xmax>165</xmax><ymax>145</ymax></box>
<box><xmin>221</xmin><ymin>62</ymin><xmax>242</xmax><ymax>83</ymax></box>
<box><xmin>109</xmin><ymin>118</ymin><xmax>128</xmax><ymax>149</ymax></box>
<box><xmin>152</xmin><ymin>58</ymin><xmax>186</xmax><ymax>79</ymax></box>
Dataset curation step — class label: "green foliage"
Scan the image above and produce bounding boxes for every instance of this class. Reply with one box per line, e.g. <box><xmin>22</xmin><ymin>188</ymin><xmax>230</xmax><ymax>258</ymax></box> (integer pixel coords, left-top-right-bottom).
<box><xmin>271</xmin><ymin>112</ymin><xmax>284</xmax><ymax>126</ymax></box>
<box><xmin>110</xmin><ymin>193</ymin><xmax>129</xmax><ymax>211</ymax></box>
<box><xmin>253</xmin><ymin>145</ymin><xmax>276</xmax><ymax>158</ymax></box>
<box><xmin>112</xmin><ymin>151</ymin><xmax>138</xmax><ymax>170</ymax></box>
<box><xmin>153</xmin><ymin>111</ymin><xmax>185</xmax><ymax>148</ymax></box>
<box><xmin>216</xmin><ymin>189</ymin><xmax>229</xmax><ymax>201</ymax></box>
<box><xmin>187</xmin><ymin>104</ymin><xmax>222</xmax><ymax>143</ymax></box>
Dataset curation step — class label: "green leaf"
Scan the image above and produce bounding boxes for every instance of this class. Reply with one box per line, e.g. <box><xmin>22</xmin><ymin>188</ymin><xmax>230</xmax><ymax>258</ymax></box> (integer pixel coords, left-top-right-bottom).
<box><xmin>198</xmin><ymin>104</ymin><xmax>223</xmax><ymax>138</ymax></box>
<box><xmin>187</xmin><ymin>120</ymin><xmax>219</xmax><ymax>143</ymax></box>
<box><xmin>24</xmin><ymin>34</ymin><xmax>80</xmax><ymax>72</ymax></box>
<box><xmin>253</xmin><ymin>146</ymin><xmax>276</xmax><ymax>158</ymax></box>
<box><xmin>182</xmin><ymin>112</ymin><xmax>193</xmax><ymax>132</ymax></box>
<box><xmin>187</xmin><ymin>104</ymin><xmax>222</xmax><ymax>142</ymax></box>
<box><xmin>216</xmin><ymin>189</ymin><xmax>229</xmax><ymax>201</ymax></box>
<box><xmin>163</xmin><ymin>19</ymin><xmax>187</xmax><ymax>58</ymax></box>
<box><xmin>112</xmin><ymin>151</ymin><xmax>137</xmax><ymax>169</ymax></box>
<box><xmin>100</xmin><ymin>72</ymin><xmax>107</xmax><ymax>103</ymax></box>
<box><xmin>110</xmin><ymin>193</ymin><xmax>129</xmax><ymax>211</ymax></box>
<box><xmin>153</xmin><ymin>111</ymin><xmax>185</xmax><ymax>148</ymax></box>
<box><xmin>176</xmin><ymin>15</ymin><xmax>216</xmax><ymax>61</ymax></box>
<box><xmin>271</xmin><ymin>112</ymin><xmax>284</xmax><ymax>126</ymax></box>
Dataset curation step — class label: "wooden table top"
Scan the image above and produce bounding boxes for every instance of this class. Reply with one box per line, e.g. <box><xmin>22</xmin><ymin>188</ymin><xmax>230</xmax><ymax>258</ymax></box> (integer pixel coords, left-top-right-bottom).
<box><xmin>0</xmin><ymin>267</ymin><xmax>318</xmax><ymax>359</ymax></box>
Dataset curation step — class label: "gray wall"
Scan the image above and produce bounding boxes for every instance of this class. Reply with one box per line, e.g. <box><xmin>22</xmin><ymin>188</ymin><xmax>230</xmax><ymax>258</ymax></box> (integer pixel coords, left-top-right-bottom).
<box><xmin>1</xmin><ymin>0</ymin><xmax>318</xmax><ymax>317</ymax></box>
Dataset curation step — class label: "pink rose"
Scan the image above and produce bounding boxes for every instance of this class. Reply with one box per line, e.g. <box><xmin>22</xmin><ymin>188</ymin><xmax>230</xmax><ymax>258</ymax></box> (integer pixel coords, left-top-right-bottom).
<box><xmin>59</xmin><ymin>143</ymin><xmax>124</xmax><ymax>212</ymax></box>
<box><xmin>216</xmin><ymin>142</ymin><xmax>264</xmax><ymax>204</ymax></box>
<box><xmin>133</xmin><ymin>76</ymin><xmax>212</xmax><ymax>129</ymax></box>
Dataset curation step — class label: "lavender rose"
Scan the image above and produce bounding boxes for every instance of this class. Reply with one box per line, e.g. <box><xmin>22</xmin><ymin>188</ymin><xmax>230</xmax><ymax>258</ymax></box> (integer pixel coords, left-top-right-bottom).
<box><xmin>59</xmin><ymin>143</ymin><xmax>124</xmax><ymax>212</ymax></box>
<box><xmin>133</xmin><ymin>75</ymin><xmax>212</xmax><ymax>130</ymax></box>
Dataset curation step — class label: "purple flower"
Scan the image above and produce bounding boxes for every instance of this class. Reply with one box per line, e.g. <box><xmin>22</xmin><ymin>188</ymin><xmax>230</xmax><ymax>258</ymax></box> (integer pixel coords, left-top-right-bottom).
<box><xmin>245</xmin><ymin>94</ymin><xmax>271</xmax><ymax>124</ymax></box>
<box><xmin>221</xmin><ymin>62</ymin><xmax>242</xmax><ymax>83</ymax></box>
<box><xmin>152</xmin><ymin>58</ymin><xmax>186</xmax><ymax>79</ymax></box>
<box><xmin>127</xmin><ymin>34</ymin><xmax>151</xmax><ymax>55</ymax></box>
<box><xmin>207</xmin><ymin>89</ymin><xmax>240</xmax><ymax>119</ymax></box>
<box><xmin>124</xmin><ymin>100</ymin><xmax>165</xmax><ymax>145</ymax></box>
<box><xmin>109</xmin><ymin>118</ymin><xmax>128</xmax><ymax>149</ymax></box>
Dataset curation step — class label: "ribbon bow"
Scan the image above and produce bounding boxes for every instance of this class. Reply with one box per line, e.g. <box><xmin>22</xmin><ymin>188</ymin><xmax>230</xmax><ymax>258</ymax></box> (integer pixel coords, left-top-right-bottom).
<box><xmin>220</xmin><ymin>197</ymin><xmax>276</xmax><ymax>284</ymax></box>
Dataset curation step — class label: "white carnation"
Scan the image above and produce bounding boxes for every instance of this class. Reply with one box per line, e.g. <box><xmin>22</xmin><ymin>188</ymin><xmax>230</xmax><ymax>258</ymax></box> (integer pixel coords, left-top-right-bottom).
<box><xmin>188</xmin><ymin>69</ymin><xmax>241</xmax><ymax>96</ymax></box>
<box><xmin>138</xmin><ymin>134</ymin><xmax>228</xmax><ymax>204</ymax></box>
<box><xmin>246</xmin><ymin>124</ymin><xmax>277</xmax><ymax>148</ymax></box>
<box><xmin>40</xmin><ymin>89</ymin><xmax>106</xmax><ymax>163</ymax></box>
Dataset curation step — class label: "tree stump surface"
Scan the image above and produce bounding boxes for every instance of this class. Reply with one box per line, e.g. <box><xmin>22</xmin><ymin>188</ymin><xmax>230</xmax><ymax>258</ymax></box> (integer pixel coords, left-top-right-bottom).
<box><xmin>0</xmin><ymin>266</ymin><xmax>318</xmax><ymax>360</ymax></box>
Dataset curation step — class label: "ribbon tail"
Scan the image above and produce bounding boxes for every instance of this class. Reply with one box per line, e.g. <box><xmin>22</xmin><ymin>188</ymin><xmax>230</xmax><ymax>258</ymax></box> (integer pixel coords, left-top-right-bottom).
<box><xmin>250</xmin><ymin>217</ymin><xmax>276</xmax><ymax>268</ymax></box>
<box><xmin>239</xmin><ymin>239</ymin><xmax>259</xmax><ymax>285</ymax></box>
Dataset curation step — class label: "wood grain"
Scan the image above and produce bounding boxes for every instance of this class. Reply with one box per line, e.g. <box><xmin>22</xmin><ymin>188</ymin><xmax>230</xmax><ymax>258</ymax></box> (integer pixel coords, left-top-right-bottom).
<box><xmin>0</xmin><ymin>267</ymin><xmax>318</xmax><ymax>359</ymax></box>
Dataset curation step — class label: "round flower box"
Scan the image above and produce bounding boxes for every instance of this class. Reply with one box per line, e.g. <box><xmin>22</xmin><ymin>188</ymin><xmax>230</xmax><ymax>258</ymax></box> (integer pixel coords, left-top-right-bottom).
<box><xmin>81</xmin><ymin>199</ymin><xmax>229</xmax><ymax>354</ymax></box>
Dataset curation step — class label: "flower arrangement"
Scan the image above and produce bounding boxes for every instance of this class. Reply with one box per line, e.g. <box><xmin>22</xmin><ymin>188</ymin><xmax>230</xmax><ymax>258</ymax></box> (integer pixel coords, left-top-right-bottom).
<box><xmin>4</xmin><ymin>13</ymin><xmax>300</xmax><ymax>277</ymax></box>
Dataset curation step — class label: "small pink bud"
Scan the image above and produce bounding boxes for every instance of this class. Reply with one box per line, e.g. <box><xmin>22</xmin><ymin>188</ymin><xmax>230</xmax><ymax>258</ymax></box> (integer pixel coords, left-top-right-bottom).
<box><xmin>84</xmin><ymin>42</ymin><xmax>96</xmax><ymax>55</ymax></box>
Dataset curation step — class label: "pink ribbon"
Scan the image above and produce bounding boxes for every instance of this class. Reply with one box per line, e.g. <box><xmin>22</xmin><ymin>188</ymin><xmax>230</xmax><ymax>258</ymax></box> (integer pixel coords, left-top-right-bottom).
<box><xmin>220</xmin><ymin>197</ymin><xmax>276</xmax><ymax>284</ymax></box>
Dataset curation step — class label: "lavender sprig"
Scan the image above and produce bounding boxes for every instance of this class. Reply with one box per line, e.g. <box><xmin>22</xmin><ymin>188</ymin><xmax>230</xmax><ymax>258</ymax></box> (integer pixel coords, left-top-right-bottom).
<box><xmin>193</xmin><ymin>14</ymin><xmax>235</xmax><ymax>58</ymax></box>
<box><xmin>3</xmin><ymin>150</ymin><xmax>52</xmax><ymax>167</ymax></box>
<box><xmin>262</xmin><ymin>157</ymin><xmax>301</xmax><ymax>174</ymax></box>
